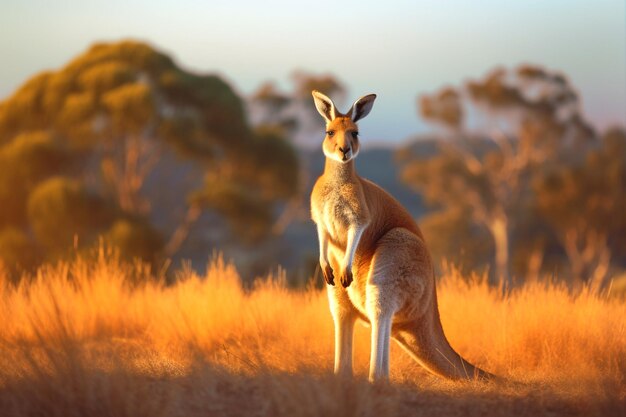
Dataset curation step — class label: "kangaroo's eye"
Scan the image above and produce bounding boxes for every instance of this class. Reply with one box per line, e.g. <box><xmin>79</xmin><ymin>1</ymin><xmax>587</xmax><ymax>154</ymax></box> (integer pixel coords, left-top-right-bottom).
<box><xmin>351</xmin><ymin>131</ymin><xmax>359</xmax><ymax>139</ymax></box>
<box><xmin>326</xmin><ymin>131</ymin><xmax>335</xmax><ymax>137</ymax></box>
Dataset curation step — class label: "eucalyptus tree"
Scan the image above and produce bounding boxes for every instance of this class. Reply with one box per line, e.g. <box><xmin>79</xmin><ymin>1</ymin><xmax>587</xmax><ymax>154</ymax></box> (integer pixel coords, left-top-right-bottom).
<box><xmin>0</xmin><ymin>40</ymin><xmax>298</xmax><ymax>274</ymax></box>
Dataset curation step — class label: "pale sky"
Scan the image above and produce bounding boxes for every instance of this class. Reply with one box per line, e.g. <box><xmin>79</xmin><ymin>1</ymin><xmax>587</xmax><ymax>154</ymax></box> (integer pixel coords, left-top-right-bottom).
<box><xmin>1</xmin><ymin>0</ymin><xmax>624</xmax><ymax>144</ymax></box>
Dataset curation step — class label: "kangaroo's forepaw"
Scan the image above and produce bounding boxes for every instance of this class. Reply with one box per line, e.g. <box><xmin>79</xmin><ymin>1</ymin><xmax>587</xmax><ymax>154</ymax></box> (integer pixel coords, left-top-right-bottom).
<box><xmin>340</xmin><ymin>268</ymin><xmax>353</xmax><ymax>287</ymax></box>
<box><xmin>322</xmin><ymin>264</ymin><xmax>335</xmax><ymax>286</ymax></box>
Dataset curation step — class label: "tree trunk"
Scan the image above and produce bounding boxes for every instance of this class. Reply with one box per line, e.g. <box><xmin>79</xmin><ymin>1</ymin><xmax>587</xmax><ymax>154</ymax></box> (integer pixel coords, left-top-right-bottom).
<box><xmin>563</xmin><ymin>228</ymin><xmax>611</xmax><ymax>293</ymax></box>
<box><xmin>526</xmin><ymin>242</ymin><xmax>545</xmax><ymax>283</ymax></box>
<box><xmin>163</xmin><ymin>203</ymin><xmax>202</xmax><ymax>258</ymax></box>
<box><xmin>488</xmin><ymin>214</ymin><xmax>511</xmax><ymax>289</ymax></box>
<box><xmin>101</xmin><ymin>134</ymin><xmax>160</xmax><ymax>215</ymax></box>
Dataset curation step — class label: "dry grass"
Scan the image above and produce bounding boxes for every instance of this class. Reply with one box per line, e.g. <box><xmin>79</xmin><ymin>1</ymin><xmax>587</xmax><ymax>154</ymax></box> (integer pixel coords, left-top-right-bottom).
<box><xmin>0</xmin><ymin>249</ymin><xmax>624</xmax><ymax>416</ymax></box>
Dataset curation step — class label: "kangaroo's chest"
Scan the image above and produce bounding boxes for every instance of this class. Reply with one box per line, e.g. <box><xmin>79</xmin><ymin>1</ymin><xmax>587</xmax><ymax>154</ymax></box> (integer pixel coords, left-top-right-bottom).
<box><xmin>321</xmin><ymin>196</ymin><xmax>355</xmax><ymax>241</ymax></box>
<box><xmin>315</xmin><ymin>184</ymin><xmax>362</xmax><ymax>237</ymax></box>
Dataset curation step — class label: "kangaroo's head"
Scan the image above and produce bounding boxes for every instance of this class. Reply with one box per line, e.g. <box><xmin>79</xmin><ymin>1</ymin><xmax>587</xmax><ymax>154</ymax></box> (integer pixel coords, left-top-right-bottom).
<box><xmin>312</xmin><ymin>91</ymin><xmax>376</xmax><ymax>164</ymax></box>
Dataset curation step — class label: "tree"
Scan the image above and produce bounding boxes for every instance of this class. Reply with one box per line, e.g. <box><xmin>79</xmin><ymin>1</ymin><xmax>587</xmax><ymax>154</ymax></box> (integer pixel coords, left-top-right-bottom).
<box><xmin>417</xmin><ymin>206</ymin><xmax>493</xmax><ymax>275</ymax></box>
<box><xmin>27</xmin><ymin>177</ymin><xmax>114</xmax><ymax>258</ymax></box>
<box><xmin>248</xmin><ymin>71</ymin><xmax>346</xmax><ymax>147</ymax></box>
<box><xmin>0</xmin><ymin>40</ymin><xmax>298</xmax><ymax>274</ymax></box>
<box><xmin>0</xmin><ymin>131</ymin><xmax>71</xmax><ymax>228</ymax></box>
<box><xmin>534</xmin><ymin>128</ymin><xmax>626</xmax><ymax>290</ymax></box>
<box><xmin>400</xmin><ymin>65</ymin><xmax>597</xmax><ymax>286</ymax></box>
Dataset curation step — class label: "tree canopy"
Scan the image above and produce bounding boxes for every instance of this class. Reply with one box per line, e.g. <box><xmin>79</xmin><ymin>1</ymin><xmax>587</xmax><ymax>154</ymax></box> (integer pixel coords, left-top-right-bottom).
<box><xmin>0</xmin><ymin>40</ymin><xmax>298</xmax><ymax>276</ymax></box>
<box><xmin>399</xmin><ymin>65</ymin><xmax>625</xmax><ymax>289</ymax></box>
<box><xmin>248</xmin><ymin>72</ymin><xmax>346</xmax><ymax>147</ymax></box>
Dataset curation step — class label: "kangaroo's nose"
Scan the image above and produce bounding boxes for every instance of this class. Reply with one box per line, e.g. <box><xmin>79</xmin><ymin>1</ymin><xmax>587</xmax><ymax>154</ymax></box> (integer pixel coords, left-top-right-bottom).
<box><xmin>338</xmin><ymin>146</ymin><xmax>350</xmax><ymax>155</ymax></box>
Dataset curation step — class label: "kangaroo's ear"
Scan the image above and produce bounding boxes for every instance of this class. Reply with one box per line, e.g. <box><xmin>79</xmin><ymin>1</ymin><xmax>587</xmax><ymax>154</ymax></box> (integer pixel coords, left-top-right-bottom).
<box><xmin>312</xmin><ymin>90</ymin><xmax>337</xmax><ymax>123</ymax></box>
<box><xmin>348</xmin><ymin>94</ymin><xmax>377</xmax><ymax>122</ymax></box>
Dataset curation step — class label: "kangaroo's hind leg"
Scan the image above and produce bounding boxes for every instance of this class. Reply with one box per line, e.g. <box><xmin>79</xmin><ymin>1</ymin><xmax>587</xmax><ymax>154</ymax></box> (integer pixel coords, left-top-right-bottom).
<box><xmin>365</xmin><ymin>241</ymin><xmax>408</xmax><ymax>381</ymax></box>
<box><xmin>327</xmin><ymin>285</ymin><xmax>357</xmax><ymax>377</ymax></box>
<box><xmin>366</xmin><ymin>283</ymin><xmax>395</xmax><ymax>381</ymax></box>
<box><xmin>364</xmin><ymin>227</ymin><xmax>431</xmax><ymax>382</ymax></box>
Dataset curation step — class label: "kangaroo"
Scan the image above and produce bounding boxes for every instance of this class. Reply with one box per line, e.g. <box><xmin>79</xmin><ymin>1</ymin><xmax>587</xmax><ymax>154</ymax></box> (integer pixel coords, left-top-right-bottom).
<box><xmin>310</xmin><ymin>90</ymin><xmax>494</xmax><ymax>382</ymax></box>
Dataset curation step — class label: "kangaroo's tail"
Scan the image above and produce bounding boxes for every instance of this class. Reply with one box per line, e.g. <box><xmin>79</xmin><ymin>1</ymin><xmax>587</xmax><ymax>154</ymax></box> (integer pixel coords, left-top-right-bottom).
<box><xmin>393</xmin><ymin>293</ymin><xmax>496</xmax><ymax>382</ymax></box>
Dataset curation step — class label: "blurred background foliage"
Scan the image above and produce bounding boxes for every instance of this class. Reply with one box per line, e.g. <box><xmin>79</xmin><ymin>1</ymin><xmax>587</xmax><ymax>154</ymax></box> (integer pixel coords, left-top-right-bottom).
<box><xmin>0</xmin><ymin>40</ymin><xmax>299</xmax><ymax>281</ymax></box>
<box><xmin>398</xmin><ymin>65</ymin><xmax>626</xmax><ymax>291</ymax></box>
<box><xmin>0</xmin><ymin>40</ymin><xmax>624</xmax><ymax>291</ymax></box>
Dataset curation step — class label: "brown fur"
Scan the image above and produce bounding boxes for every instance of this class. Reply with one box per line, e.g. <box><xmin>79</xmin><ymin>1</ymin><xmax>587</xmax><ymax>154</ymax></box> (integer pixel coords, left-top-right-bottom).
<box><xmin>310</xmin><ymin>90</ymin><xmax>494</xmax><ymax>382</ymax></box>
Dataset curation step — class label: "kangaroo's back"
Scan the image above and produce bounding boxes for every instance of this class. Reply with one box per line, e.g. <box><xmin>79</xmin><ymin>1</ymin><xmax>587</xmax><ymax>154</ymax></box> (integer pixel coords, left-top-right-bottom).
<box><xmin>359</xmin><ymin>177</ymin><xmax>424</xmax><ymax>242</ymax></box>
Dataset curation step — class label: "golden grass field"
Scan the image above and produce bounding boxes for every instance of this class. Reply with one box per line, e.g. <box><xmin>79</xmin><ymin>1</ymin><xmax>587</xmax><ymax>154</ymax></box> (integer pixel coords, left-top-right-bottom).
<box><xmin>0</xmin><ymin>249</ymin><xmax>624</xmax><ymax>416</ymax></box>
